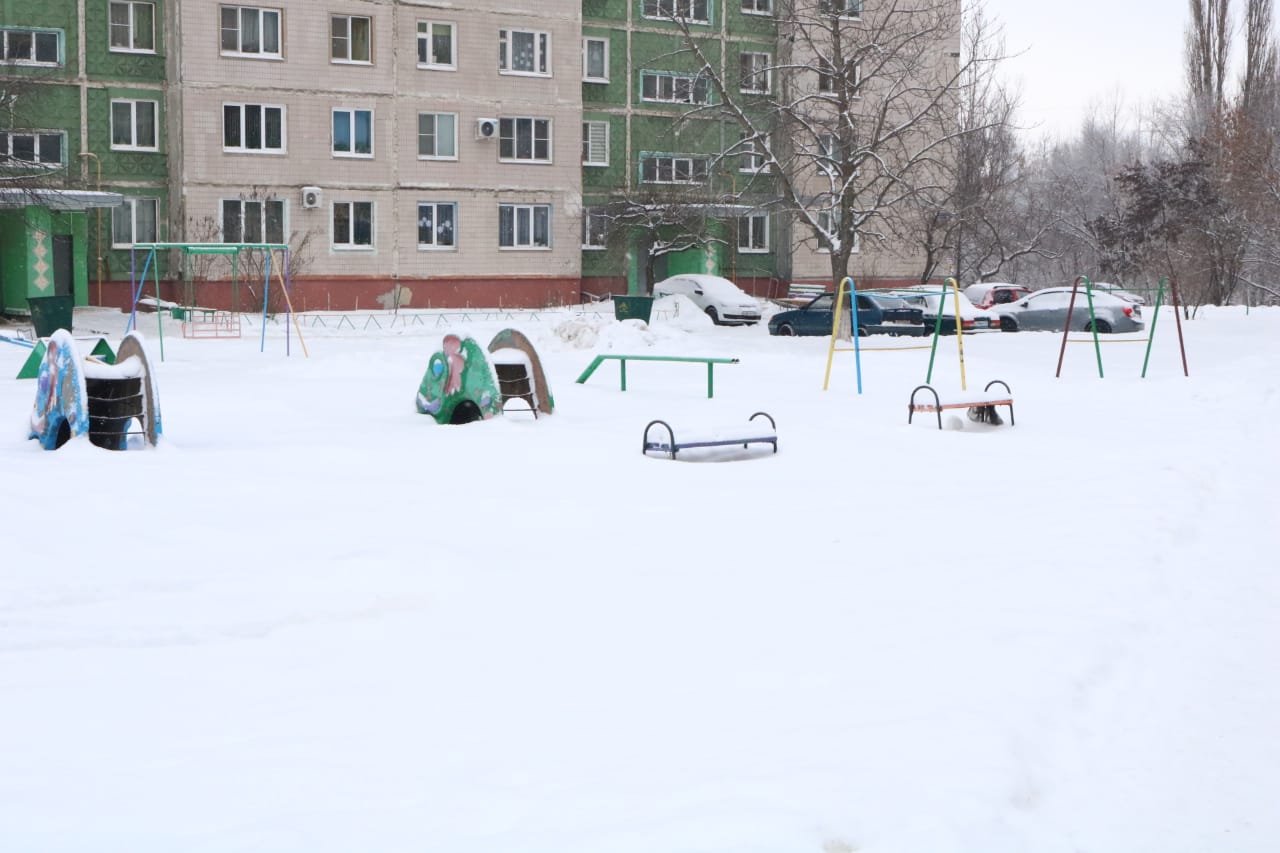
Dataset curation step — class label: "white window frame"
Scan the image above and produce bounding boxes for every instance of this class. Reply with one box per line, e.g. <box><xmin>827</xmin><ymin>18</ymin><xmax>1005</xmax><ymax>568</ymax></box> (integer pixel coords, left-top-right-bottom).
<box><xmin>640</xmin><ymin>71</ymin><xmax>710</xmax><ymax>105</ymax></box>
<box><xmin>499</xmin><ymin>29</ymin><xmax>550</xmax><ymax>77</ymax></box>
<box><xmin>815</xmin><ymin>210</ymin><xmax>859</xmax><ymax>254</ymax></box>
<box><xmin>222</xmin><ymin>103</ymin><xmax>286</xmax><ymax>154</ymax></box>
<box><xmin>416</xmin><ymin>20</ymin><xmax>455</xmax><ymax>70</ymax></box>
<box><xmin>642</xmin><ymin>0</ymin><xmax>710</xmax><ymax>25</ymax></box>
<box><xmin>741</xmin><ymin>0</ymin><xmax>772</xmax><ymax>15</ymax></box>
<box><xmin>0</xmin><ymin>130</ymin><xmax>66</xmax><ymax>167</ymax></box>
<box><xmin>417</xmin><ymin>112</ymin><xmax>457</xmax><ymax>160</ymax></box>
<box><xmin>738</xmin><ymin>212</ymin><xmax>769</xmax><ymax>253</ymax></box>
<box><xmin>640</xmin><ymin>154</ymin><xmax>708</xmax><ymax>185</ymax></box>
<box><xmin>739</xmin><ymin>51</ymin><xmax>770</xmax><ymax>94</ymax></box>
<box><xmin>582</xmin><ymin>209</ymin><xmax>609</xmax><ymax>250</ymax></box>
<box><xmin>331</xmin><ymin>14</ymin><xmax>372</xmax><ymax>64</ymax></box>
<box><xmin>738</xmin><ymin>135</ymin><xmax>767</xmax><ymax>174</ymax></box>
<box><xmin>582</xmin><ymin>121</ymin><xmax>609</xmax><ymax>167</ymax></box>
<box><xmin>331</xmin><ymin>200</ymin><xmax>374</xmax><ymax>250</ymax></box>
<box><xmin>498</xmin><ymin>203</ymin><xmax>552</xmax><ymax>250</ymax></box>
<box><xmin>582</xmin><ymin>36</ymin><xmax>609</xmax><ymax>82</ymax></box>
<box><xmin>822</xmin><ymin>0</ymin><xmax>863</xmax><ymax>18</ymax></box>
<box><xmin>109</xmin><ymin>1</ymin><xmax>156</xmax><ymax>54</ymax></box>
<box><xmin>1</xmin><ymin>27</ymin><xmax>62</xmax><ymax>66</ymax></box>
<box><xmin>219</xmin><ymin>6</ymin><xmax>281</xmax><ymax>59</ymax></box>
<box><xmin>332</xmin><ymin>108</ymin><xmax>374</xmax><ymax>158</ymax></box>
<box><xmin>499</xmin><ymin>117</ymin><xmax>552</xmax><ymax>164</ymax></box>
<box><xmin>220</xmin><ymin>197</ymin><xmax>286</xmax><ymax>244</ymax></box>
<box><xmin>110</xmin><ymin>99</ymin><xmax>159</xmax><ymax>151</ymax></box>
<box><xmin>112</xmin><ymin>197</ymin><xmax>158</xmax><ymax>248</ymax></box>
<box><xmin>416</xmin><ymin>201</ymin><xmax>458</xmax><ymax>250</ymax></box>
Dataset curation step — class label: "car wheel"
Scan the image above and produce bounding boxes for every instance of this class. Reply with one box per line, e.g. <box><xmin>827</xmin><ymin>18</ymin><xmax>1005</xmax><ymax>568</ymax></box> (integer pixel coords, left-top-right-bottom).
<box><xmin>1000</xmin><ymin>315</ymin><xmax>1018</xmax><ymax>332</ymax></box>
<box><xmin>856</xmin><ymin>325</ymin><xmax>869</xmax><ymax>337</ymax></box>
<box><xmin>706</xmin><ymin>306</ymin><xmax>720</xmax><ymax>325</ymax></box>
<box><xmin>1084</xmin><ymin>318</ymin><xmax>1112</xmax><ymax>333</ymax></box>
<box><xmin>777</xmin><ymin>323</ymin><xmax>796</xmax><ymax>336</ymax></box>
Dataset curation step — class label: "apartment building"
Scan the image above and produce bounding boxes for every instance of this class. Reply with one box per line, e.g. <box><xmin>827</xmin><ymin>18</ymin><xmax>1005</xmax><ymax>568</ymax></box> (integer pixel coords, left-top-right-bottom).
<box><xmin>0</xmin><ymin>0</ymin><xmax>167</xmax><ymax>314</ymax></box>
<box><xmin>172</xmin><ymin>1</ymin><xmax>583</xmax><ymax>311</ymax></box>
<box><xmin>580</xmin><ymin>0</ymin><xmax>782</xmax><ymax>298</ymax></box>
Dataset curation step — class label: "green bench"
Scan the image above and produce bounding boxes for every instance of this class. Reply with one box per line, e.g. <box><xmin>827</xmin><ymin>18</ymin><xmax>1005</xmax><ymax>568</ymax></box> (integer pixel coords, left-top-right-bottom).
<box><xmin>575</xmin><ymin>354</ymin><xmax>740</xmax><ymax>398</ymax></box>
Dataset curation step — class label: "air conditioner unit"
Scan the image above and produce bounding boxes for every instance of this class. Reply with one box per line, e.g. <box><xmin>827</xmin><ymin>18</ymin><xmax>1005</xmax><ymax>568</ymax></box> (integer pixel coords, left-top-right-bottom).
<box><xmin>301</xmin><ymin>186</ymin><xmax>322</xmax><ymax>209</ymax></box>
<box><xmin>475</xmin><ymin>118</ymin><xmax>499</xmax><ymax>141</ymax></box>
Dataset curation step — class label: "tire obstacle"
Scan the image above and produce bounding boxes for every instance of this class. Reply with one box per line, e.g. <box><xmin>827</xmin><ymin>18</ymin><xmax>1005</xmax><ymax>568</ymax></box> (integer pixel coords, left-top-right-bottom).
<box><xmin>28</xmin><ymin>329</ymin><xmax>162</xmax><ymax>451</ymax></box>
<box><xmin>415</xmin><ymin>328</ymin><xmax>554</xmax><ymax>424</ymax></box>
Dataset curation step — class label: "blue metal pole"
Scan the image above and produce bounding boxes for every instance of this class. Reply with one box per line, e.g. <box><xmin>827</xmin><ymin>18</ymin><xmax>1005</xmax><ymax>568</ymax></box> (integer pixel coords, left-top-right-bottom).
<box><xmin>128</xmin><ymin>248</ymin><xmax>154</xmax><ymax>334</ymax></box>
<box><xmin>845</xmin><ymin>277</ymin><xmax>863</xmax><ymax>395</ymax></box>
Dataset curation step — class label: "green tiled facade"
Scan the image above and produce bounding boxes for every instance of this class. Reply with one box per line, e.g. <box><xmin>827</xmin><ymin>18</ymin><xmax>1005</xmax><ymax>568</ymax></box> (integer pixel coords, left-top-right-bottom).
<box><xmin>1</xmin><ymin>0</ymin><xmax>168</xmax><ymax>315</ymax></box>
<box><xmin>581</xmin><ymin>0</ymin><xmax>782</xmax><ymax>296</ymax></box>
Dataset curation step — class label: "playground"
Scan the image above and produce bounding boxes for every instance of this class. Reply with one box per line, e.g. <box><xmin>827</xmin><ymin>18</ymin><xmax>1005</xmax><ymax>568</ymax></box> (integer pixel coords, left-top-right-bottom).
<box><xmin>0</xmin><ymin>299</ymin><xmax>1278</xmax><ymax>853</ymax></box>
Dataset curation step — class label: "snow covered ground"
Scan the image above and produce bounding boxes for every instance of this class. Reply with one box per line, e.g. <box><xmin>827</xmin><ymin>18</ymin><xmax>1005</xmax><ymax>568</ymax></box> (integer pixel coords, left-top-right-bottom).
<box><xmin>1</xmin><ymin>299</ymin><xmax>1277</xmax><ymax>853</ymax></box>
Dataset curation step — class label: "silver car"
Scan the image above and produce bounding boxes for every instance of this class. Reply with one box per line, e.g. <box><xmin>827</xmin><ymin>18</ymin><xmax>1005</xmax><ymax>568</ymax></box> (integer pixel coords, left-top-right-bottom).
<box><xmin>998</xmin><ymin>289</ymin><xmax>1144</xmax><ymax>333</ymax></box>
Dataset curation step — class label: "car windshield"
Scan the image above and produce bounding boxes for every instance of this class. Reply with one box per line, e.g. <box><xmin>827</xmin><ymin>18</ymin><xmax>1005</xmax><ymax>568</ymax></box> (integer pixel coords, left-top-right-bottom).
<box><xmin>808</xmin><ymin>294</ymin><xmax>835</xmax><ymax>310</ymax></box>
<box><xmin>693</xmin><ymin>277</ymin><xmax>748</xmax><ymax>300</ymax></box>
<box><xmin>868</xmin><ymin>295</ymin><xmax>908</xmax><ymax>309</ymax></box>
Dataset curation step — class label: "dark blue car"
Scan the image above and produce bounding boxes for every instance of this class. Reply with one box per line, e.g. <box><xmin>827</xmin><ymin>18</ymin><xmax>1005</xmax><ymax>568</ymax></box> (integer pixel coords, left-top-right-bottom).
<box><xmin>768</xmin><ymin>292</ymin><xmax>925</xmax><ymax>336</ymax></box>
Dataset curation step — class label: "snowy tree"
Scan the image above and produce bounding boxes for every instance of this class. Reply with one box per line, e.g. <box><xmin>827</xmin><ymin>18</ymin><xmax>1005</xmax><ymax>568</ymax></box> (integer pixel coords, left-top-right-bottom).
<box><xmin>662</xmin><ymin>0</ymin><xmax>1004</xmax><ymax>283</ymax></box>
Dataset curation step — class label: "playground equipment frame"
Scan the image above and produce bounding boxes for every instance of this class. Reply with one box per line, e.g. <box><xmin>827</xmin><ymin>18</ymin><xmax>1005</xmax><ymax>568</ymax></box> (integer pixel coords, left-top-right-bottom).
<box><xmin>1054</xmin><ymin>275</ymin><xmax>1189</xmax><ymax>379</ymax></box>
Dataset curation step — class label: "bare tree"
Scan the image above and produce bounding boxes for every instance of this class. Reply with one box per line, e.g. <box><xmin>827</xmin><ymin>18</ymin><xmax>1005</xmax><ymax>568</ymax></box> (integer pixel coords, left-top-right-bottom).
<box><xmin>661</xmin><ymin>0</ymin><xmax>1002</xmax><ymax>283</ymax></box>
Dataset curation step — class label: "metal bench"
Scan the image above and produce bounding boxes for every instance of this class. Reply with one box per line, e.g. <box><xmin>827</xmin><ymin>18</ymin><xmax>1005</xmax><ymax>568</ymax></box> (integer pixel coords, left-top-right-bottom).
<box><xmin>908</xmin><ymin>380</ymin><xmax>1015</xmax><ymax>429</ymax></box>
<box><xmin>643</xmin><ymin>412</ymin><xmax>777</xmax><ymax>459</ymax></box>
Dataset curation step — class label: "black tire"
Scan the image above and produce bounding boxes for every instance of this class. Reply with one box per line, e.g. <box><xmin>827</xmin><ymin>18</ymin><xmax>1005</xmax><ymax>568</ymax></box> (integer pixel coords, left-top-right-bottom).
<box><xmin>1000</xmin><ymin>315</ymin><xmax>1018</xmax><ymax>332</ymax></box>
<box><xmin>856</xmin><ymin>325</ymin><xmax>869</xmax><ymax>337</ymax></box>
<box><xmin>1083</xmin><ymin>318</ymin><xmax>1112</xmax><ymax>334</ymax></box>
<box><xmin>706</xmin><ymin>306</ymin><xmax>720</xmax><ymax>325</ymax></box>
<box><xmin>777</xmin><ymin>323</ymin><xmax>796</xmax><ymax>336</ymax></box>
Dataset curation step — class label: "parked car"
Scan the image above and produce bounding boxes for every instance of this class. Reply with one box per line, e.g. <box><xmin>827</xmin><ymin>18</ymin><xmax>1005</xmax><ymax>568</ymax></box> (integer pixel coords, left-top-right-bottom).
<box><xmin>652</xmin><ymin>274</ymin><xmax>762</xmax><ymax>326</ymax></box>
<box><xmin>768</xmin><ymin>292</ymin><xmax>925</xmax><ymax>336</ymax></box>
<box><xmin>886</xmin><ymin>288</ymin><xmax>1001</xmax><ymax>334</ymax></box>
<box><xmin>963</xmin><ymin>282</ymin><xmax>1031</xmax><ymax>310</ymax></box>
<box><xmin>997</xmin><ymin>289</ymin><xmax>1144</xmax><ymax>333</ymax></box>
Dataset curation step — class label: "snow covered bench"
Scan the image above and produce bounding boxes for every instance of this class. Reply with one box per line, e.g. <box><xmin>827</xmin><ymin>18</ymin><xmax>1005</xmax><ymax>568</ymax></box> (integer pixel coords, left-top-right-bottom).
<box><xmin>642</xmin><ymin>411</ymin><xmax>777</xmax><ymax>459</ymax></box>
<box><xmin>908</xmin><ymin>380</ymin><xmax>1015</xmax><ymax>429</ymax></box>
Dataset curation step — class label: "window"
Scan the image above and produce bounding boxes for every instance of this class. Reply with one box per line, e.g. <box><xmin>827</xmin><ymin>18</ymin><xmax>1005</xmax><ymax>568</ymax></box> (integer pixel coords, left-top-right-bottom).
<box><xmin>820</xmin><ymin>0</ymin><xmax>863</xmax><ymax>17</ymax></box>
<box><xmin>641</xmin><ymin>71</ymin><xmax>710</xmax><ymax>104</ymax></box>
<box><xmin>331</xmin><ymin>14</ymin><xmax>371</xmax><ymax>63</ymax></box>
<box><xmin>815</xmin><ymin>210</ymin><xmax>858</xmax><ymax>253</ymax></box>
<box><xmin>332</xmin><ymin>108</ymin><xmax>373</xmax><ymax>157</ymax></box>
<box><xmin>642</xmin><ymin>0</ymin><xmax>710</xmax><ymax>24</ymax></box>
<box><xmin>417</xmin><ymin>113</ymin><xmax>456</xmax><ymax>159</ymax></box>
<box><xmin>583</xmin><ymin>209</ymin><xmax>609</xmax><ymax>249</ymax></box>
<box><xmin>1</xmin><ymin>28</ymin><xmax>61</xmax><ymax>65</ymax></box>
<box><xmin>0</xmin><ymin>131</ymin><xmax>65</xmax><ymax>166</ymax></box>
<box><xmin>640</xmin><ymin>154</ymin><xmax>708</xmax><ymax>184</ymax></box>
<box><xmin>219</xmin><ymin>6</ymin><xmax>280</xmax><ymax>57</ymax></box>
<box><xmin>741</xmin><ymin>0</ymin><xmax>772</xmax><ymax>14</ymax></box>
<box><xmin>332</xmin><ymin>201</ymin><xmax>373</xmax><ymax>249</ymax></box>
<box><xmin>817</xmin><ymin>133</ymin><xmax>839</xmax><ymax>175</ymax></box>
<box><xmin>739</xmin><ymin>135</ymin><xmax>766</xmax><ymax>173</ymax></box>
<box><xmin>499</xmin><ymin>117</ymin><xmax>551</xmax><ymax>163</ymax></box>
<box><xmin>416</xmin><ymin>21</ymin><xmax>454</xmax><ymax>69</ymax></box>
<box><xmin>499</xmin><ymin>29</ymin><xmax>550</xmax><ymax>76</ymax></box>
<box><xmin>112</xmin><ymin>197</ymin><xmax>158</xmax><ymax>247</ymax></box>
<box><xmin>221</xmin><ymin>198</ymin><xmax>285</xmax><ymax>243</ymax></box>
<box><xmin>817</xmin><ymin>59</ymin><xmax>836</xmax><ymax>93</ymax></box>
<box><xmin>583</xmin><ymin>37</ymin><xmax>608</xmax><ymax>82</ymax></box>
<box><xmin>740</xmin><ymin>52</ymin><xmax>770</xmax><ymax>93</ymax></box>
<box><xmin>499</xmin><ymin>204</ymin><xmax>551</xmax><ymax>249</ymax></box>
<box><xmin>738</xmin><ymin>213</ymin><xmax>769</xmax><ymax>253</ymax></box>
<box><xmin>582</xmin><ymin>121</ymin><xmax>608</xmax><ymax>166</ymax></box>
<box><xmin>417</xmin><ymin>202</ymin><xmax>457</xmax><ymax>249</ymax></box>
<box><xmin>110</xmin><ymin>2</ymin><xmax>155</xmax><ymax>52</ymax></box>
<box><xmin>223</xmin><ymin>104</ymin><xmax>285</xmax><ymax>153</ymax></box>
<box><xmin>111</xmin><ymin>100</ymin><xmax>158</xmax><ymax>151</ymax></box>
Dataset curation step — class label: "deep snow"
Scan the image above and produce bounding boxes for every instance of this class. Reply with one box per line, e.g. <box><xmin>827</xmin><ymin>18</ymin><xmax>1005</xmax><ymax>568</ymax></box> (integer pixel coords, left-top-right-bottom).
<box><xmin>1</xmin><ymin>299</ymin><xmax>1277</xmax><ymax>853</ymax></box>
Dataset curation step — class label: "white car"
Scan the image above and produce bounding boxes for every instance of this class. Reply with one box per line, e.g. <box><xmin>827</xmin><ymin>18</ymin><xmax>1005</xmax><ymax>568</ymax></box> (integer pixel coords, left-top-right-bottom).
<box><xmin>887</xmin><ymin>288</ymin><xmax>1001</xmax><ymax>334</ymax></box>
<box><xmin>652</xmin><ymin>274</ymin><xmax>762</xmax><ymax>326</ymax></box>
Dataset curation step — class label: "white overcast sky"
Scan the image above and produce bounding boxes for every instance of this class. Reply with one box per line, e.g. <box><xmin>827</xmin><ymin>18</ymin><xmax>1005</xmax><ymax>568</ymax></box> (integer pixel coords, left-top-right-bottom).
<box><xmin>980</xmin><ymin>0</ymin><xmax>1191</xmax><ymax>138</ymax></box>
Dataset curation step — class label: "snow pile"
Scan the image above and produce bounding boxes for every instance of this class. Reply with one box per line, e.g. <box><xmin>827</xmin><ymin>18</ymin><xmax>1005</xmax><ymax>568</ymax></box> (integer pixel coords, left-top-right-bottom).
<box><xmin>552</xmin><ymin>314</ymin><xmax>657</xmax><ymax>350</ymax></box>
<box><xmin>652</xmin><ymin>294</ymin><xmax>716</xmax><ymax>332</ymax></box>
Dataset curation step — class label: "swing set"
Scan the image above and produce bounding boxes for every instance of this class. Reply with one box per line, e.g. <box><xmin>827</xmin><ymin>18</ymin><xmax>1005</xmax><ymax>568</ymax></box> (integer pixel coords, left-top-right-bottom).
<box><xmin>126</xmin><ymin>241</ymin><xmax>309</xmax><ymax>361</ymax></box>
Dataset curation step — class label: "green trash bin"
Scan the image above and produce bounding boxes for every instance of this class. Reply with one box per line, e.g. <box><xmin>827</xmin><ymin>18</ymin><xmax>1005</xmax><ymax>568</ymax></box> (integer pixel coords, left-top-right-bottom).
<box><xmin>27</xmin><ymin>295</ymin><xmax>74</xmax><ymax>338</ymax></box>
<box><xmin>613</xmin><ymin>295</ymin><xmax>654</xmax><ymax>324</ymax></box>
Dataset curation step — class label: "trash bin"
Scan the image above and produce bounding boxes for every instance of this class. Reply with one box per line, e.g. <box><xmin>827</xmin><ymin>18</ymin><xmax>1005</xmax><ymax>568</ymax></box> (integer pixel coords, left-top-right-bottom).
<box><xmin>613</xmin><ymin>295</ymin><xmax>654</xmax><ymax>324</ymax></box>
<box><xmin>27</xmin><ymin>295</ymin><xmax>74</xmax><ymax>338</ymax></box>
